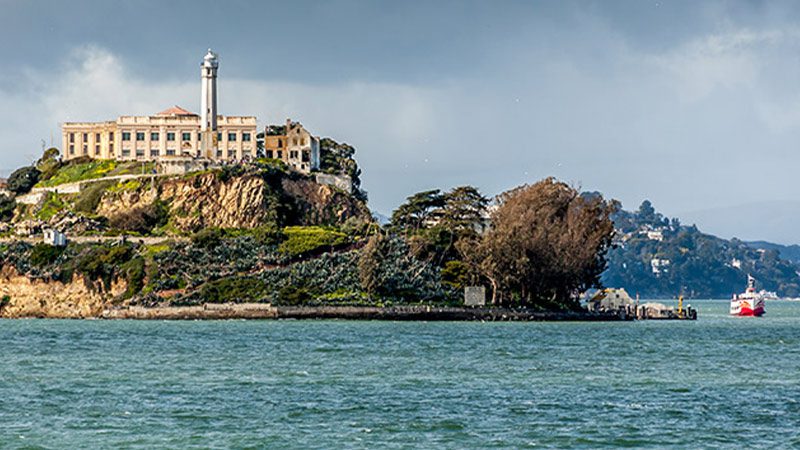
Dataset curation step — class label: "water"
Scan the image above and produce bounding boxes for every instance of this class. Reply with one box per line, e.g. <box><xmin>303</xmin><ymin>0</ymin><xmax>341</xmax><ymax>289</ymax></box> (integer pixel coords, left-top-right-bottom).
<box><xmin>1</xmin><ymin>300</ymin><xmax>799</xmax><ymax>449</ymax></box>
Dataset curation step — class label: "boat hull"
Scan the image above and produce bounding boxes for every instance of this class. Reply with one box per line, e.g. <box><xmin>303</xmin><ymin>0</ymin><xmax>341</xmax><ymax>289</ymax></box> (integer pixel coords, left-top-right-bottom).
<box><xmin>730</xmin><ymin>299</ymin><xmax>765</xmax><ymax>317</ymax></box>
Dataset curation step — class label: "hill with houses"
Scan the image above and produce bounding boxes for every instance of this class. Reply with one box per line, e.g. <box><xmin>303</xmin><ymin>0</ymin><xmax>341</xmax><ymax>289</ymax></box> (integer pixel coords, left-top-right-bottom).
<box><xmin>602</xmin><ymin>200</ymin><xmax>800</xmax><ymax>298</ymax></box>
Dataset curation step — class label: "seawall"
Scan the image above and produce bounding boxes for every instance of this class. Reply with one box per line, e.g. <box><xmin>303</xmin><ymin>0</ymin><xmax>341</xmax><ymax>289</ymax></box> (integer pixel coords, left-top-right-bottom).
<box><xmin>98</xmin><ymin>304</ymin><xmax>625</xmax><ymax>321</ymax></box>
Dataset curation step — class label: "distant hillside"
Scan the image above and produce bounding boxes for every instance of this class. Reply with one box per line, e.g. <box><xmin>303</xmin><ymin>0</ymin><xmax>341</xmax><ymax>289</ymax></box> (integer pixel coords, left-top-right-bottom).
<box><xmin>602</xmin><ymin>200</ymin><xmax>800</xmax><ymax>298</ymax></box>
<box><xmin>745</xmin><ymin>241</ymin><xmax>800</xmax><ymax>265</ymax></box>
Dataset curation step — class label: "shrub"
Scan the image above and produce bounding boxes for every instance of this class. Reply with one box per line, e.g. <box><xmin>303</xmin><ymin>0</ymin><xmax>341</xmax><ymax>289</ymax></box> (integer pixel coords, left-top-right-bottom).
<box><xmin>29</xmin><ymin>243</ymin><xmax>65</xmax><ymax>267</ymax></box>
<box><xmin>0</xmin><ymin>195</ymin><xmax>15</xmax><ymax>222</ymax></box>
<box><xmin>199</xmin><ymin>277</ymin><xmax>269</xmax><ymax>303</ymax></box>
<box><xmin>191</xmin><ymin>227</ymin><xmax>225</xmax><ymax>249</ymax></box>
<box><xmin>108</xmin><ymin>201</ymin><xmax>168</xmax><ymax>234</ymax></box>
<box><xmin>7</xmin><ymin>166</ymin><xmax>41</xmax><ymax>194</ymax></box>
<box><xmin>36</xmin><ymin>192</ymin><xmax>67</xmax><ymax>221</ymax></box>
<box><xmin>36</xmin><ymin>159</ymin><xmax>116</xmax><ymax>187</ymax></box>
<box><xmin>74</xmin><ymin>244</ymin><xmax>134</xmax><ymax>290</ymax></box>
<box><xmin>74</xmin><ymin>180</ymin><xmax>116</xmax><ymax>213</ymax></box>
<box><xmin>279</xmin><ymin>226</ymin><xmax>348</xmax><ymax>257</ymax></box>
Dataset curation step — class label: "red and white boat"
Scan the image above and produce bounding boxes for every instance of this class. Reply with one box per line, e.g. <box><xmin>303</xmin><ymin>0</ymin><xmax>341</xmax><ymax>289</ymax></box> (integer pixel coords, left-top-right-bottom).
<box><xmin>730</xmin><ymin>275</ymin><xmax>766</xmax><ymax>317</ymax></box>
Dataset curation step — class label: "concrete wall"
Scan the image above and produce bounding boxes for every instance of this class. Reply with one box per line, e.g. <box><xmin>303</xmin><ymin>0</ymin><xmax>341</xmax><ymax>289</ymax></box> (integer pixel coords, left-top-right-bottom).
<box><xmin>315</xmin><ymin>173</ymin><xmax>353</xmax><ymax>193</ymax></box>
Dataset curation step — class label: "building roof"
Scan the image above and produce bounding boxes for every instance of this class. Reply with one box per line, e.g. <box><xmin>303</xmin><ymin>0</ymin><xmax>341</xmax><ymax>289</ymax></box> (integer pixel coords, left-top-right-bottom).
<box><xmin>156</xmin><ymin>106</ymin><xmax>197</xmax><ymax>117</ymax></box>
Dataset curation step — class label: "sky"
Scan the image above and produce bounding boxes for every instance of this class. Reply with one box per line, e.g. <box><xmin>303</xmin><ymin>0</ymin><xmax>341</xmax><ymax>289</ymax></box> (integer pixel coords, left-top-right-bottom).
<box><xmin>2</xmin><ymin>0</ymin><xmax>800</xmax><ymax>243</ymax></box>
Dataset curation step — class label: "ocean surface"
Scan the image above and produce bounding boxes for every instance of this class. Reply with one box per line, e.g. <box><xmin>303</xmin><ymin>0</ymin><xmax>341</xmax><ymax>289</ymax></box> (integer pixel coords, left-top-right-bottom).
<box><xmin>1</xmin><ymin>300</ymin><xmax>799</xmax><ymax>449</ymax></box>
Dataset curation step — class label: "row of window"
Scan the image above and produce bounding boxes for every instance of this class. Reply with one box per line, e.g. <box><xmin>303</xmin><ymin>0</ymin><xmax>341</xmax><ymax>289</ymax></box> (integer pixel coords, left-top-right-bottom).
<box><xmin>67</xmin><ymin>143</ymin><xmax>115</xmax><ymax>155</ymax></box>
<box><xmin>121</xmin><ymin>131</ymin><xmax>251</xmax><ymax>142</ymax></box>
<box><xmin>119</xmin><ymin>149</ymin><xmax>254</xmax><ymax>158</ymax></box>
<box><xmin>68</xmin><ymin>132</ymin><xmax>115</xmax><ymax>143</ymax></box>
<box><xmin>266</xmin><ymin>137</ymin><xmax>308</xmax><ymax>149</ymax></box>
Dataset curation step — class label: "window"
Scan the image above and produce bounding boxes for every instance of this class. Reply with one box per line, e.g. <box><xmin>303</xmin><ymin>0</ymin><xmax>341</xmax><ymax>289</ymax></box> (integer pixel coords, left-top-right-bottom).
<box><xmin>82</xmin><ymin>144</ymin><xmax>88</xmax><ymax>155</ymax></box>
<box><xmin>290</xmin><ymin>150</ymin><xmax>298</xmax><ymax>159</ymax></box>
<box><xmin>242</xmin><ymin>133</ymin><xmax>251</xmax><ymax>142</ymax></box>
<box><xmin>266</xmin><ymin>150</ymin><xmax>273</xmax><ymax>158</ymax></box>
<box><xmin>69</xmin><ymin>144</ymin><xmax>74</xmax><ymax>155</ymax></box>
<box><xmin>122</xmin><ymin>132</ymin><xmax>131</xmax><ymax>141</ymax></box>
<box><xmin>242</xmin><ymin>149</ymin><xmax>251</xmax><ymax>157</ymax></box>
<box><xmin>151</xmin><ymin>132</ymin><xmax>159</xmax><ymax>141</ymax></box>
<box><xmin>302</xmin><ymin>150</ymin><xmax>310</xmax><ymax>162</ymax></box>
<box><xmin>150</xmin><ymin>149</ymin><xmax>160</xmax><ymax>157</ymax></box>
<box><xmin>122</xmin><ymin>148</ymin><xmax>131</xmax><ymax>157</ymax></box>
<box><xmin>167</xmin><ymin>132</ymin><xmax>175</xmax><ymax>141</ymax></box>
<box><xmin>217</xmin><ymin>132</ymin><xmax>222</xmax><ymax>141</ymax></box>
<box><xmin>136</xmin><ymin>132</ymin><xmax>145</xmax><ymax>141</ymax></box>
<box><xmin>293</xmin><ymin>138</ymin><xmax>298</xmax><ymax>145</ymax></box>
<box><xmin>277</xmin><ymin>150</ymin><xmax>282</xmax><ymax>159</ymax></box>
<box><xmin>95</xmin><ymin>145</ymin><xmax>100</xmax><ymax>155</ymax></box>
<box><xmin>110</xmin><ymin>143</ymin><xmax>114</xmax><ymax>153</ymax></box>
<box><xmin>109</xmin><ymin>132</ymin><xmax>114</xmax><ymax>140</ymax></box>
<box><xmin>83</xmin><ymin>133</ymin><xmax>88</xmax><ymax>141</ymax></box>
<box><xmin>136</xmin><ymin>148</ymin><xmax>145</xmax><ymax>157</ymax></box>
<box><xmin>69</xmin><ymin>133</ymin><xmax>75</xmax><ymax>143</ymax></box>
<box><xmin>277</xmin><ymin>139</ymin><xmax>283</xmax><ymax>148</ymax></box>
<box><xmin>182</xmin><ymin>132</ymin><xmax>191</xmax><ymax>141</ymax></box>
<box><xmin>166</xmin><ymin>149</ymin><xmax>176</xmax><ymax>156</ymax></box>
<box><xmin>216</xmin><ymin>149</ymin><xmax>223</xmax><ymax>158</ymax></box>
<box><xmin>228</xmin><ymin>132</ymin><xmax>237</xmax><ymax>141</ymax></box>
<box><xmin>197</xmin><ymin>133</ymin><xmax>202</xmax><ymax>141</ymax></box>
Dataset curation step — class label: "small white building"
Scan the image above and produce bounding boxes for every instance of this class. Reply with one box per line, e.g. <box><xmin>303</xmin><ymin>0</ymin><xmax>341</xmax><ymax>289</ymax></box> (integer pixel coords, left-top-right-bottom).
<box><xmin>43</xmin><ymin>229</ymin><xmax>67</xmax><ymax>247</ymax></box>
<box><xmin>651</xmin><ymin>258</ymin><xmax>670</xmax><ymax>275</ymax></box>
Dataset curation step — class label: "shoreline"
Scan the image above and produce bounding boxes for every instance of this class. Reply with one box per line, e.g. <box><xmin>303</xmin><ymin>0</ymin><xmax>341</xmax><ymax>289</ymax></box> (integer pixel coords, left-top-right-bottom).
<box><xmin>94</xmin><ymin>304</ymin><xmax>628</xmax><ymax>321</ymax></box>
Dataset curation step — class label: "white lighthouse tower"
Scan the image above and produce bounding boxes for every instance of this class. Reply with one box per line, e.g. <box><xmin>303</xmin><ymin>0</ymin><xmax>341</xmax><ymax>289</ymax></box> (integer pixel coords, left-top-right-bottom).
<box><xmin>200</xmin><ymin>49</ymin><xmax>219</xmax><ymax>158</ymax></box>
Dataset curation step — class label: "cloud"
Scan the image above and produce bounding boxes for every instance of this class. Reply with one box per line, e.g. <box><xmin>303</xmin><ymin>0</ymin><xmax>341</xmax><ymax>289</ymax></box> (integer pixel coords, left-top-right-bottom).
<box><xmin>0</xmin><ymin>45</ymin><xmax>447</xmax><ymax>213</ymax></box>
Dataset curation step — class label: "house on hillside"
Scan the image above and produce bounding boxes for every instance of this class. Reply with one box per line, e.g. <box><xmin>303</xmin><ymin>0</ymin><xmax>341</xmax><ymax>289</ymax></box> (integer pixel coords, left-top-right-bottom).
<box><xmin>263</xmin><ymin>119</ymin><xmax>320</xmax><ymax>174</ymax></box>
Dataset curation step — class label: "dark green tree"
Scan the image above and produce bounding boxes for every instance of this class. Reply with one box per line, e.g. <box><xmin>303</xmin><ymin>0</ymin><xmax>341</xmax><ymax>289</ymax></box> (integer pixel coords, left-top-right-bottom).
<box><xmin>7</xmin><ymin>166</ymin><xmax>41</xmax><ymax>195</ymax></box>
<box><xmin>389</xmin><ymin>189</ymin><xmax>445</xmax><ymax>235</ymax></box>
<box><xmin>0</xmin><ymin>194</ymin><xmax>15</xmax><ymax>221</ymax></box>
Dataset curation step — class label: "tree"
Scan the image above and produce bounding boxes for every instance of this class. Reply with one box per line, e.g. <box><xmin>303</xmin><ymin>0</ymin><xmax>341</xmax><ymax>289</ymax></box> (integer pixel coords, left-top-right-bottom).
<box><xmin>389</xmin><ymin>189</ymin><xmax>445</xmax><ymax>235</ymax></box>
<box><xmin>0</xmin><ymin>194</ymin><xmax>15</xmax><ymax>222</ymax></box>
<box><xmin>319</xmin><ymin>138</ymin><xmax>366</xmax><ymax>200</ymax></box>
<box><xmin>440</xmin><ymin>186</ymin><xmax>489</xmax><ymax>235</ymax></box>
<box><xmin>6</xmin><ymin>166</ymin><xmax>41</xmax><ymax>195</ymax></box>
<box><xmin>460</xmin><ymin>177</ymin><xmax>616</xmax><ymax>309</ymax></box>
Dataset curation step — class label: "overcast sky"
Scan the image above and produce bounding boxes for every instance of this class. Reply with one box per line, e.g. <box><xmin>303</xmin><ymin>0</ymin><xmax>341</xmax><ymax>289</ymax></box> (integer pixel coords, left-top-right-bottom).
<box><xmin>2</xmin><ymin>0</ymin><xmax>800</xmax><ymax>243</ymax></box>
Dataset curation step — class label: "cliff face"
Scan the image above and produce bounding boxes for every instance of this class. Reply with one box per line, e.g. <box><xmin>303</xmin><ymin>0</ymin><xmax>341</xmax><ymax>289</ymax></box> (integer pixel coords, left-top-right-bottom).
<box><xmin>0</xmin><ymin>266</ymin><xmax>126</xmax><ymax>318</ymax></box>
<box><xmin>96</xmin><ymin>171</ymin><xmax>369</xmax><ymax>232</ymax></box>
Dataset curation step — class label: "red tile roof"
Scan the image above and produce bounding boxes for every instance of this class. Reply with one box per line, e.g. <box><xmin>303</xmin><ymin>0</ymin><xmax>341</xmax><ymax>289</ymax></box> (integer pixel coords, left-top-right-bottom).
<box><xmin>156</xmin><ymin>105</ymin><xmax>197</xmax><ymax>116</ymax></box>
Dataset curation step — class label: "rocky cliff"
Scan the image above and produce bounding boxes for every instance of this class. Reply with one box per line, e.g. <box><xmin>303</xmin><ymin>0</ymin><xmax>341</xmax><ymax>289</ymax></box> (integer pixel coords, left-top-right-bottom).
<box><xmin>0</xmin><ymin>266</ymin><xmax>126</xmax><ymax>318</ymax></box>
<box><xmin>94</xmin><ymin>169</ymin><xmax>370</xmax><ymax>232</ymax></box>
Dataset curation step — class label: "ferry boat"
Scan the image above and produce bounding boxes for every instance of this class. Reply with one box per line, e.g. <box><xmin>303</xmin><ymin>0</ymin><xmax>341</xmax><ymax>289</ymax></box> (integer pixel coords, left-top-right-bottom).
<box><xmin>730</xmin><ymin>275</ymin><xmax>766</xmax><ymax>317</ymax></box>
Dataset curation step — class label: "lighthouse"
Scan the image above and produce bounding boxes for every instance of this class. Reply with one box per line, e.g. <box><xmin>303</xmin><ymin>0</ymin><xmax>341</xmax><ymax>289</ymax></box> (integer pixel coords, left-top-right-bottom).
<box><xmin>200</xmin><ymin>49</ymin><xmax>219</xmax><ymax>158</ymax></box>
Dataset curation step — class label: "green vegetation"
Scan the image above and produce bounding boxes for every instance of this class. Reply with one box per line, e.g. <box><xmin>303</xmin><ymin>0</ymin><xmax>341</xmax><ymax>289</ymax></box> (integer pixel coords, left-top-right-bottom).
<box><xmin>319</xmin><ymin>137</ymin><xmax>366</xmax><ymax>200</ymax></box>
<box><xmin>604</xmin><ymin>200</ymin><xmax>800</xmax><ymax>298</ymax></box>
<box><xmin>108</xmin><ymin>200</ymin><xmax>169</xmax><ymax>234</ymax></box>
<box><xmin>7</xmin><ymin>165</ymin><xmax>41</xmax><ymax>194</ymax></box>
<box><xmin>73</xmin><ymin>179</ymin><xmax>117</xmax><ymax>213</ymax></box>
<box><xmin>29</xmin><ymin>243</ymin><xmax>65</xmax><ymax>267</ymax></box>
<box><xmin>199</xmin><ymin>277</ymin><xmax>268</xmax><ymax>303</ymax></box>
<box><xmin>36</xmin><ymin>159</ymin><xmax>118</xmax><ymax>187</ymax></box>
<box><xmin>36</xmin><ymin>158</ymin><xmax>155</xmax><ymax>187</ymax></box>
<box><xmin>36</xmin><ymin>192</ymin><xmax>67</xmax><ymax>221</ymax></box>
<box><xmin>279</xmin><ymin>226</ymin><xmax>348</xmax><ymax>257</ymax></box>
<box><xmin>0</xmin><ymin>195</ymin><xmax>15</xmax><ymax>222</ymax></box>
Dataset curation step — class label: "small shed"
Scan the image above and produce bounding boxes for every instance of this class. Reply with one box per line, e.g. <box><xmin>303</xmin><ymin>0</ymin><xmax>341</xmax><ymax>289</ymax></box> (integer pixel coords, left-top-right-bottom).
<box><xmin>464</xmin><ymin>286</ymin><xmax>486</xmax><ymax>306</ymax></box>
<box><xmin>43</xmin><ymin>229</ymin><xmax>67</xmax><ymax>247</ymax></box>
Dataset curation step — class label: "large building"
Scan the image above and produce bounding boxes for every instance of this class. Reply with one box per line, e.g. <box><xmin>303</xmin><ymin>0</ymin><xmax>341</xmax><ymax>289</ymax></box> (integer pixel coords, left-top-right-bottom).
<box><xmin>61</xmin><ymin>50</ymin><xmax>258</xmax><ymax>164</ymax></box>
<box><xmin>264</xmin><ymin>119</ymin><xmax>320</xmax><ymax>173</ymax></box>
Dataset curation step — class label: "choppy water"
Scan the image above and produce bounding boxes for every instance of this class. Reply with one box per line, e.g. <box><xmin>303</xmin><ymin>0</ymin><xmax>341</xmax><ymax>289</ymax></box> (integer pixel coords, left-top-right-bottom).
<box><xmin>1</xmin><ymin>300</ymin><xmax>800</xmax><ymax>449</ymax></box>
